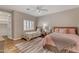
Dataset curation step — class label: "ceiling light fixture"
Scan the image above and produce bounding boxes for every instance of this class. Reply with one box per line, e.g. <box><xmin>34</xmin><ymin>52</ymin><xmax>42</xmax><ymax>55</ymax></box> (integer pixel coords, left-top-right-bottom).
<box><xmin>26</xmin><ymin>6</ymin><xmax>48</xmax><ymax>14</ymax></box>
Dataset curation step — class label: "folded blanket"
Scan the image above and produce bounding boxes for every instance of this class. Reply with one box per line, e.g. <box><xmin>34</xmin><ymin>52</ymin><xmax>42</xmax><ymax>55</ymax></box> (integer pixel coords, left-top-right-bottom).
<box><xmin>43</xmin><ymin>35</ymin><xmax>56</xmax><ymax>46</ymax></box>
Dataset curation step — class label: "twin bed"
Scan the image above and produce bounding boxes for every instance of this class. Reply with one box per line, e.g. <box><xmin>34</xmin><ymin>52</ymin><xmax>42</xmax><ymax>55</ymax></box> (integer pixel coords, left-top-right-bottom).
<box><xmin>23</xmin><ymin>30</ymin><xmax>41</xmax><ymax>41</ymax></box>
<box><xmin>42</xmin><ymin>27</ymin><xmax>79</xmax><ymax>53</ymax></box>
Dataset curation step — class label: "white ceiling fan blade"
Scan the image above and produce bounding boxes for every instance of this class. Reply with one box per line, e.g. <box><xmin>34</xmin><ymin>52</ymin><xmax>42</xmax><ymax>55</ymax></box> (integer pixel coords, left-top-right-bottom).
<box><xmin>39</xmin><ymin>9</ymin><xmax>48</xmax><ymax>11</ymax></box>
<box><xmin>26</xmin><ymin>6</ymin><xmax>48</xmax><ymax>15</ymax></box>
<box><xmin>37</xmin><ymin>6</ymin><xmax>48</xmax><ymax>11</ymax></box>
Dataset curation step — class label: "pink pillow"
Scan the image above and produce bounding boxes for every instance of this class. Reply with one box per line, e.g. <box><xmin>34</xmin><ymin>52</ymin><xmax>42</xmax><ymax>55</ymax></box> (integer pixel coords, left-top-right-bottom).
<box><xmin>54</xmin><ymin>28</ymin><xmax>59</xmax><ymax>32</ymax></box>
<box><xmin>54</xmin><ymin>28</ymin><xmax>76</xmax><ymax>34</ymax></box>
<box><xmin>67</xmin><ymin>29</ymin><xmax>76</xmax><ymax>34</ymax></box>
<box><xmin>59</xmin><ymin>28</ymin><xmax>67</xmax><ymax>33</ymax></box>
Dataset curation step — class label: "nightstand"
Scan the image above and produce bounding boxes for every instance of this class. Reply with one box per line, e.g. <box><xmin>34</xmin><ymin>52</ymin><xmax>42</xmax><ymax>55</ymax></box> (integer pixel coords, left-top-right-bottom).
<box><xmin>41</xmin><ymin>31</ymin><xmax>48</xmax><ymax>38</ymax></box>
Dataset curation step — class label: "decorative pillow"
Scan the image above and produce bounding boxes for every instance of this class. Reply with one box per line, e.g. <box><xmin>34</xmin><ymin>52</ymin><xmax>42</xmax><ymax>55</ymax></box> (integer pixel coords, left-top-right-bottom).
<box><xmin>59</xmin><ymin>28</ymin><xmax>67</xmax><ymax>33</ymax></box>
<box><xmin>54</xmin><ymin>28</ymin><xmax>68</xmax><ymax>34</ymax></box>
<box><xmin>54</xmin><ymin>27</ymin><xmax>77</xmax><ymax>34</ymax></box>
<box><xmin>54</xmin><ymin>28</ymin><xmax>59</xmax><ymax>32</ymax></box>
<box><xmin>67</xmin><ymin>29</ymin><xmax>76</xmax><ymax>34</ymax></box>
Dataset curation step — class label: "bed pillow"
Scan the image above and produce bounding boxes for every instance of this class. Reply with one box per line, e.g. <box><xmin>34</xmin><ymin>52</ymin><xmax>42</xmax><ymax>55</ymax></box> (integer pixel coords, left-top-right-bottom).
<box><xmin>54</xmin><ymin>28</ymin><xmax>59</xmax><ymax>32</ymax></box>
<box><xmin>54</xmin><ymin>28</ymin><xmax>77</xmax><ymax>34</ymax></box>
<box><xmin>59</xmin><ymin>28</ymin><xmax>67</xmax><ymax>33</ymax></box>
<box><xmin>67</xmin><ymin>29</ymin><xmax>76</xmax><ymax>34</ymax></box>
<box><xmin>54</xmin><ymin>28</ymin><xmax>67</xmax><ymax>34</ymax></box>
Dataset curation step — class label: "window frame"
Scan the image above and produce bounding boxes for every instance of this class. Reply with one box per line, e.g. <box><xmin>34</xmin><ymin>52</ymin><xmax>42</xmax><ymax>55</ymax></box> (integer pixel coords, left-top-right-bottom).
<box><xmin>23</xmin><ymin>20</ymin><xmax>35</xmax><ymax>31</ymax></box>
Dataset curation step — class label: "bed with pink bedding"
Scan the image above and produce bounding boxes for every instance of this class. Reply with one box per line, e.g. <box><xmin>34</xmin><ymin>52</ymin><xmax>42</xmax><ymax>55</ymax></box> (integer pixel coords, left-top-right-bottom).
<box><xmin>43</xmin><ymin>27</ymin><xmax>79</xmax><ymax>53</ymax></box>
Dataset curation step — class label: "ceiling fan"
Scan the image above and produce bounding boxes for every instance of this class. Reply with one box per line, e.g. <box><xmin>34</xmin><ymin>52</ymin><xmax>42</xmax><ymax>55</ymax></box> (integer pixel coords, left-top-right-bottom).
<box><xmin>26</xmin><ymin>6</ymin><xmax>48</xmax><ymax>14</ymax></box>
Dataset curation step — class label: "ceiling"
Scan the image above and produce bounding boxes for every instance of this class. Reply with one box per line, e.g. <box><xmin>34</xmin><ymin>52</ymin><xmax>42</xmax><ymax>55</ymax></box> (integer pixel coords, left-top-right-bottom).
<box><xmin>0</xmin><ymin>5</ymin><xmax>79</xmax><ymax>17</ymax></box>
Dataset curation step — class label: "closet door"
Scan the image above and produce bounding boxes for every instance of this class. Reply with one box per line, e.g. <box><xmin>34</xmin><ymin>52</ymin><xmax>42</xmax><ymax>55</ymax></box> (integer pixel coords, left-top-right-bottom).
<box><xmin>0</xmin><ymin>11</ymin><xmax>12</xmax><ymax>39</ymax></box>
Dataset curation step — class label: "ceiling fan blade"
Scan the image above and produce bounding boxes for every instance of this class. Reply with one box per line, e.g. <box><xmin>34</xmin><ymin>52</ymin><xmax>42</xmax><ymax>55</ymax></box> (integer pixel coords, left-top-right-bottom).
<box><xmin>39</xmin><ymin>9</ymin><xmax>48</xmax><ymax>11</ymax></box>
<box><xmin>36</xmin><ymin>6</ymin><xmax>48</xmax><ymax>11</ymax></box>
<box><xmin>26</xmin><ymin>6</ymin><xmax>48</xmax><ymax>14</ymax></box>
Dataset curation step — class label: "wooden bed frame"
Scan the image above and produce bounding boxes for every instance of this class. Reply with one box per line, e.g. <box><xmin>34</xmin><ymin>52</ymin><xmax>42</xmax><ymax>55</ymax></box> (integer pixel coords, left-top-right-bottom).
<box><xmin>53</xmin><ymin>27</ymin><xmax>78</xmax><ymax>34</ymax></box>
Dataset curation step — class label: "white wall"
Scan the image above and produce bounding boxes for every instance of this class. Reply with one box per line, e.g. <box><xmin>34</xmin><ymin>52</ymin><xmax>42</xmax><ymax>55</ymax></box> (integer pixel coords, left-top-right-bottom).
<box><xmin>0</xmin><ymin>24</ymin><xmax>8</xmax><ymax>35</ymax></box>
<box><xmin>12</xmin><ymin>11</ymin><xmax>37</xmax><ymax>40</ymax></box>
<box><xmin>38</xmin><ymin>8</ymin><xmax>79</xmax><ymax>34</ymax></box>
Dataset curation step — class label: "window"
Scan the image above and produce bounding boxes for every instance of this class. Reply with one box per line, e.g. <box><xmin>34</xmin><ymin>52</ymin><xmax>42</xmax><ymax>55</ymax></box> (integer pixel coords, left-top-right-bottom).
<box><xmin>24</xmin><ymin>20</ymin><xmax>34</xmax><ymax>31</ymax></box>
